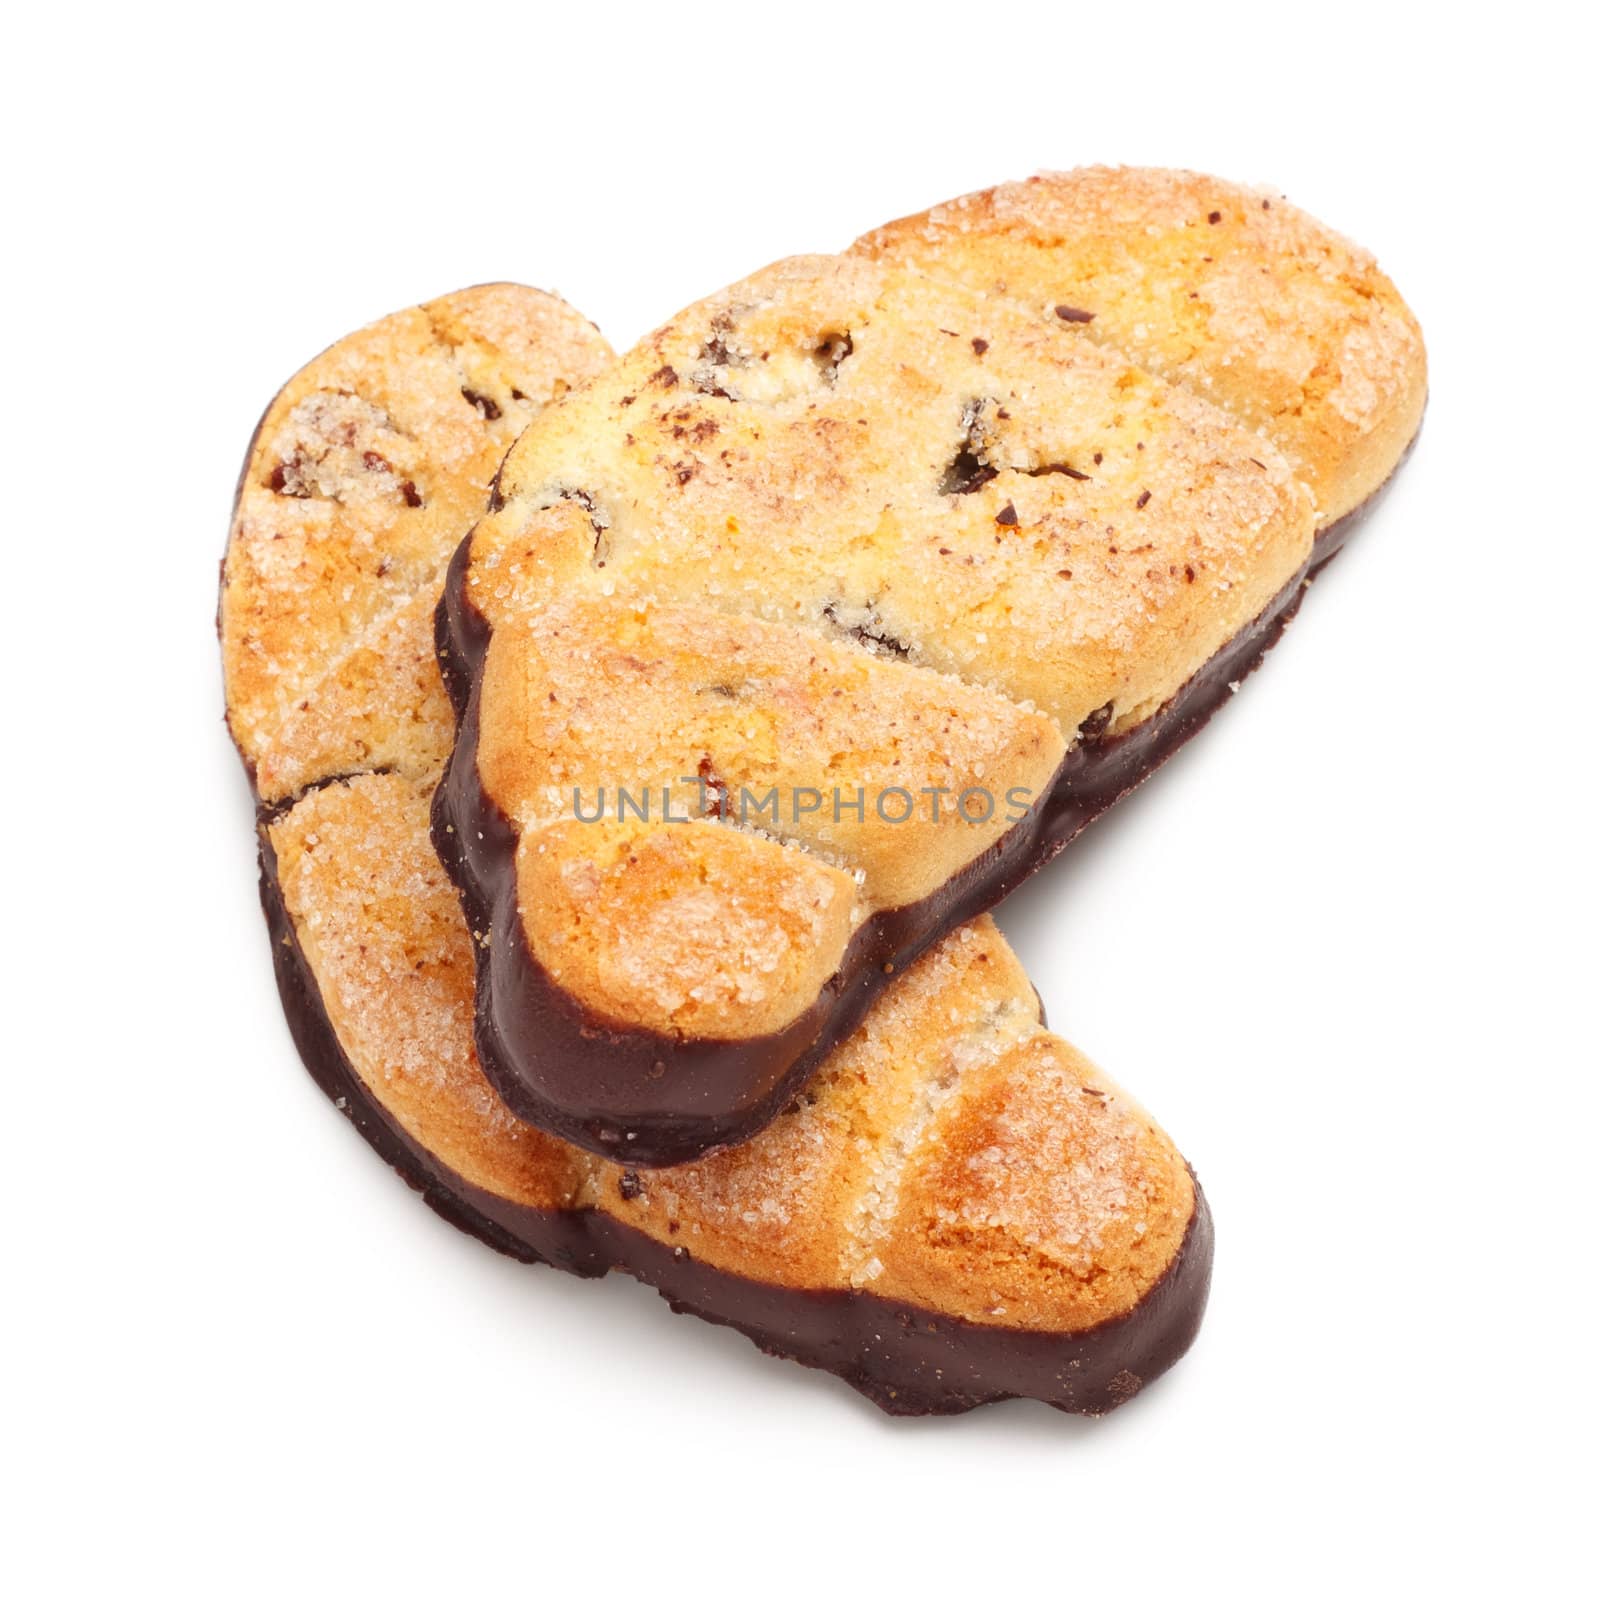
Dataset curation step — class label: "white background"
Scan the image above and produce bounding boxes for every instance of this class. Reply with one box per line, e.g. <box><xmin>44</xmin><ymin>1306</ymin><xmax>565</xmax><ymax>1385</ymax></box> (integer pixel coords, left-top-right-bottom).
<box><xmin>7</xmin><ymin>3</ymin><xmax>1596</xmax><ymax>1594</ymax></box>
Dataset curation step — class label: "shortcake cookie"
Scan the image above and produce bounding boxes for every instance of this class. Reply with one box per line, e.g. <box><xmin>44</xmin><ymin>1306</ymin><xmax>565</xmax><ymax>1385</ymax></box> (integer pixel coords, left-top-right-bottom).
<box><xmin>267</xmin><ymin>780</ymin><xmax>1209</xmax><ymax>1414</ymax></box>
<box><xmin>440</xmin><ymin>194</ymin><xmax>1423</xmax><ymax>1163</ymax></box>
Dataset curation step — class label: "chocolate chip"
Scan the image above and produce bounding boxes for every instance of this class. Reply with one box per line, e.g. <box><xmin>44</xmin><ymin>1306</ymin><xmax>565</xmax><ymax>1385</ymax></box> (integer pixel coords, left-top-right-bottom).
<box><xmin>1054</xmin><ymin>304</ymin><xmax>1095</xmax><ymax>324</ymax></box>
<box><xmin>940</xmin><ymin>451</ymin><xmax>997</xmax><ymax>495</ymax></box>
<box><xmin>618</xmin><ymin>1171</ymin><xmax>643</xmax><ymax>1200</ymax></box>
<box><xmin>1208</xmin><ymin>211</ymin><xmax>1222</xmax><ymax>224</ymax></box>
<box><xmin>940</xmin><ymin>398</ymin><xmax>998</xmax><ymax>494</ymax></box>
<box><xmin>399</xmin><ymin>480</ymin><xmax>422</xmax><ymax>508</ymax></box>
<box><xmin>814</xmin><ymin>330</ymin><xmax>854</xmax><ymax>379</ymax></box>
<box><xmin>1184</xmin><ymin>564</ymin><xmax>1196</xmax><ymax>583</ymax></box>
<box><xmin>1136</xmin><ymin>489</ymin><xmax>1152</xmax><ymax>509</ymax></box>
<box><xmin>822</xmin><ymin>600</ymin><xmax>911</xmax><ymax>659</ymax></box>
<box><xmin>701</xmin><ymin>313</ymin><xmax>736</xmax><ymax>361</ymax></box>
<box><xmin>995</xmin><ymin>502</ymin><xmax>1019</xmax><ymax>527</ymax></box>
<box><xmin>971</xmin><ymin>337</ymin><xmax>989</xmax><ymax>356</ymax></box>
<box><xmin>266</xmin><ymin>460</ymin><xmax>306</xmax><ymax>497</ymax></box>
<box><xmin>1076</xmin><ymin>702</ymin><xmax>1115</xmax><ymax>745</ymax></box>
<box><xmin>692</xmin><ymin>319</ymin><xmax>743</xmax><ymax>398</ymax></box>
<box><xmin>697</xmin><ymin>754</ymin><xmax>727</xmax><ymax>819</ymax></box>
<box><xmin>461</xmin><ymin>387</ymin><xmax>501</xmax><ymax>421</ymax></box>
<box><xmin>555</xmin><ymin>488</ymin><xmax>611</xmax><ymax>566</ymax></box>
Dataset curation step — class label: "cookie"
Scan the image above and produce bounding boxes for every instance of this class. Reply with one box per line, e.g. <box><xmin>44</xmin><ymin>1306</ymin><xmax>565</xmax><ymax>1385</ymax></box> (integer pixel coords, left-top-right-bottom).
<box><xmin>439</xmin><ymin>221</ymin><xmax>1420</xmax><ymax>1163</ymax></box>
<box><xmin>852</xmin><ymin>167</ymin><xmax>1427</xmax><ymax>531</ymax></box>
<box><xmin>227</xmin><ymin>289</ymin><xmax>1213</xmax><ymax>1415</ymax></box>
<box><xmin>220</xmin><ymin>281</ymin><xmax>613</xmax><ymax>795</ymax></box>
<box><xmin>265</xmin><ymin>776</ymin><xmax>1210</xmax><ymax>1415</ymax></box>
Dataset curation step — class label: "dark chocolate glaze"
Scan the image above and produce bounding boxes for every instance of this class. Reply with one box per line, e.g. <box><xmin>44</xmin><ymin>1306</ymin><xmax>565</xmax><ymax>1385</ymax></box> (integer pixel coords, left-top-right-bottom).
<box><xmin>259</xmin><ymin>829</ymin><xmax>1213</xmax><ymax>1416</ymax></box>
<box><xmin>432</xmin><ymin>467</ymin><xmax>1403</xmax><ymax>1166</ymax></box>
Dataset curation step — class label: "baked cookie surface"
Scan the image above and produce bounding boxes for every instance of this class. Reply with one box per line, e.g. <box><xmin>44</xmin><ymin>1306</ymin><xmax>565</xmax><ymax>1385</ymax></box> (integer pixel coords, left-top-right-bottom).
<box><xmin>225</xmin><ymin>287</ymin><xmax>1214</xmax><ymax>1415</ymax></box>
<box><xmin>853</xmin><ymin>167</ymin><xmax>1427</xmax><ymax>527</ymax></box>
<box><xmin>220</xmin><ymin>281</ymin><xmax>613</xmax><ymax>792</ymax></box>
<box><xmin>439</xmin><ymin>201</ymin><xmax>1421</xmax><ymax>1162</ymax></box>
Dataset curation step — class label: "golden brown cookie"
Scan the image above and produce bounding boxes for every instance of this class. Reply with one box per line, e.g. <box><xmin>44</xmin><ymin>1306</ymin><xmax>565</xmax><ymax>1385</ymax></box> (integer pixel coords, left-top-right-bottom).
<box><xmin>265</xmin><ymin>774</ymin><xmax>1209</xmax><ymax>1414</ymax></box>
<box><xmin>437</xmin><ymin>220</ymin><xmax>1419</xmax><ymax>1162</ymax></box>
<box><xmin>226</xmin><ymin>288</ymin><xmax>1212</xmax><ymax>1415</ymax></box>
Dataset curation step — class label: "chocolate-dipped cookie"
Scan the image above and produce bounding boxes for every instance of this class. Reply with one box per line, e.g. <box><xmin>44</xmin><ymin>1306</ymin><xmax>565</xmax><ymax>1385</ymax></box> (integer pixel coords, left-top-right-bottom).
<box><xmin>225</xmin><ymin>287</ymin><xmax>1214</xmax><ymax>1415</ymax></box>
<box><xmin>439</xmin><ymin>188</ymin><xmax>1423</xmax><ymax>1163</ymax></box>
<box><xmin>267</xmin><ymin>778</ymin><xmax>1209</xmax><ymax>1415</ymax></box>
